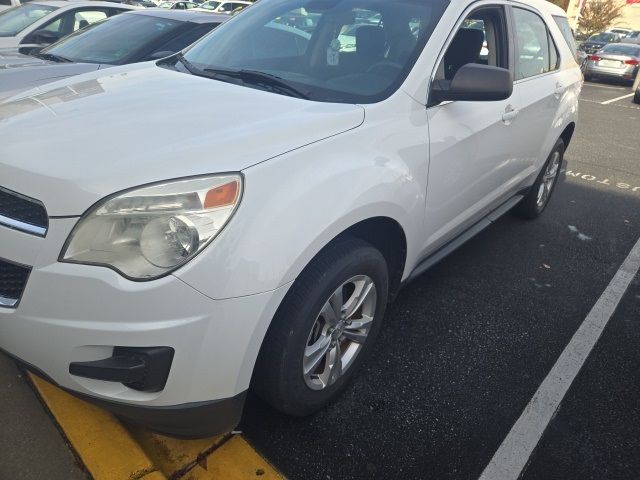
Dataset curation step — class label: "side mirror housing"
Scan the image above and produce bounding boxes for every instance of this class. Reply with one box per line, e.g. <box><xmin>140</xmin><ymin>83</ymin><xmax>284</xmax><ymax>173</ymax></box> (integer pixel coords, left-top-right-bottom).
<box><xmin>30</xmin><ymin>29</ymin><xmax>61</xmax><ymax>45</ymax></box>
<box><xmin>430</xmin><ymin>63</ymin><xmax>513</xmax><ymax>103</ymax></box>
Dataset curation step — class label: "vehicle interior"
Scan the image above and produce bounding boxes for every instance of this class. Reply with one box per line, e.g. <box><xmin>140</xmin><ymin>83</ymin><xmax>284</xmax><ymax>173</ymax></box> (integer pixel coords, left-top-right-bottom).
<box><xmin>433</xmin><ymin>7</ymin><xmax>509</xmax><ymax>84</ymax></box>
<box><xmin>185</xmin><ymin>0</ymin><xmax>447</xmax><ymax>101</ymax></box>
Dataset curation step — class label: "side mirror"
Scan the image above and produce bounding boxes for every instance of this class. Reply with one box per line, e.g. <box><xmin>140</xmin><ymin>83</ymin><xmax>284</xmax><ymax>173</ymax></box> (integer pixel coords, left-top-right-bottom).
<box><xmin>30</xmin><ymin>29</ymin><xmax>61</xmax><ymax>45</ymax></box>
<box><xmin>431</xmin><ymin>63</ymin><xmax>513</xmax><ymax>103</ymax></box>
<box><xmin>148</xmin><ymin>50</ymin><xmax>176</xmax><ymax>60</ymax></box>
<box><xmin>18</xmin><ymin>45</ymin><xmax>43</xmax><ymax>56</ymax></box>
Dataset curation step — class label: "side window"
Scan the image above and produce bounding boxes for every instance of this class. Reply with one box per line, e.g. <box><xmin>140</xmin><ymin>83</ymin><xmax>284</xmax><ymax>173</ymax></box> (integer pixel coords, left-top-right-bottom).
<box><xmin>436</xmin><ymin>6</ymin><xmax>508</xmax><ymax>81</ymax></box>
<box><xmin>42</xmin><ymin>16</ymin><xmax>63</xmax><ymax>33</ymax></box>
<box><xmin>41</xmin><ymin>8</ymin><xmax>108</xmax><ymax>36</ymax></box>
<box><xmin>74</xmin><ymin>10</ymin><xmax>107</xmax><ymax>30</ymax></box>
<box><xmin>0</xmin><ymin>0</ymin><xmax>11</xmax><ymax>6</ymax></box>
<box><xmin>218</xmin><ymin>2</ymin><xmax>234</xmax><ymax>12</ymax></box>
<box><xmin>552</xmin><ymin>15</ymin><xmax>578</xmax><ymax>62</ymax></box>
<box><xmin>513</xmin><ymin>8</ymin><xmax>558</xmax><ymax>80</ymax></box>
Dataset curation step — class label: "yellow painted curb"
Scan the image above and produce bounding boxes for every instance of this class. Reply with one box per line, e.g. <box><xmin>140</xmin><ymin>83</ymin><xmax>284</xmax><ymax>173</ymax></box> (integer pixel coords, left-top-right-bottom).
<box><xmin>194</xmin><ymin>436</ymin><xmax>284</xmax><ymax>480</ymax></box>
<box><xmin>29</xmin><ymin>374</ymin><xmax>163</xmax><ymax>480</ymax></box>
<box><xmin>28</xmin><ymin>373</ymin><xmax>284</xmax><ymax>480</ymax></box>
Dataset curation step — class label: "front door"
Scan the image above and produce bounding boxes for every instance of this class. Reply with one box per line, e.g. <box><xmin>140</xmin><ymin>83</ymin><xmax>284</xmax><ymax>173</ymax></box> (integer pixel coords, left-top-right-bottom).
<box><xmin>424</xmin><ymin>4</ymin><xmax>521</xmax><ymax>251</ymax></box>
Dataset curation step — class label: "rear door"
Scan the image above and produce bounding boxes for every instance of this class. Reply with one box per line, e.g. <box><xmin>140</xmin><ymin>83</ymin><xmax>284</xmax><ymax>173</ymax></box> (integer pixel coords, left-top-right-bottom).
<box><xmin>508</xmin><ymin>5</ymin><xmax>563</xmax><ymax>179</ymax></box>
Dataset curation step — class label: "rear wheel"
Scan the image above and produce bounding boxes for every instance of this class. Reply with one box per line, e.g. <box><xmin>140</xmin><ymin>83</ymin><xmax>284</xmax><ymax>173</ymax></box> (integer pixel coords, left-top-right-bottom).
<box><xmin>253</xmin><ymin>237</ymin><xmax>389</xmax><ymax>416</ymax></box>
<box><xmin>513</xmin><ymin>138</ymin><xmax>564</xmax><ymax>219</ymax></box>
<box><xmin>634</xmin><ymin>88</ymin><xmax>640</xmax><ymax>105</ymax></box>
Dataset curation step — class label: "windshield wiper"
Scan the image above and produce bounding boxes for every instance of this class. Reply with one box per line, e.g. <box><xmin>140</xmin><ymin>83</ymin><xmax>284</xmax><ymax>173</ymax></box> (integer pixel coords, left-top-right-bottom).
<box><xmin>174</xmin><ymin>55</ymin><xmax>309</xmax><ymax>99</ymax></box>
<box><xmin>174</xmin><ymin>52</ymin><xmax>197</xmax><ymax>73</ymax></box>
<box><xmin>212</xmin><ymin>68</ymin><xmax>310</xmax><ymax>99</ymax></box>
<box><xmin>35</xmin><ymin>52</ymin><xmax>72</xmax><ymax>63</ymax></box>
<box><xmin>197</xmin><ymin>65</ymin><xmax>309</xmax><ymax>99</ymax></box>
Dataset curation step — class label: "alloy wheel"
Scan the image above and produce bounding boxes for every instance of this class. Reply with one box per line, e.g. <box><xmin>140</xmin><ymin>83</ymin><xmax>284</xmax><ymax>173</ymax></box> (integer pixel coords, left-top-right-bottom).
<box><xmin>302</xmin><ymin>275</ymin><xmax>377</xmax><ymax>390</ymax></box>
<box><xmin>536</xmin><ymin>151</ymin><xmax>560</xmax><ymax>209</ymax></box>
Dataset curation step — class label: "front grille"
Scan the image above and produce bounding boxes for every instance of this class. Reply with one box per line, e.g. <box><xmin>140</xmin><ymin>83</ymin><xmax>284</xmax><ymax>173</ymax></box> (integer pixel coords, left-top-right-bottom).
<box><xmin>0</xmin><ymin>186</ymin><xmax>48</xmax><ymax>236</ymax></box>
<box><xmin>0</xmin><ymin>258</ymin><xmax>31</xmax><ymax>307</ymax></box>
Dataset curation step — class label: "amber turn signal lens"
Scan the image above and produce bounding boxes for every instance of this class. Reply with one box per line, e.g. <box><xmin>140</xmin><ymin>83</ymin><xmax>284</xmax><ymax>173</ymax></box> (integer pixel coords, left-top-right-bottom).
<box><xmin>204</xmin><ymin>180</ymin><xmax>239</xmax><ymax>209</ymax></box>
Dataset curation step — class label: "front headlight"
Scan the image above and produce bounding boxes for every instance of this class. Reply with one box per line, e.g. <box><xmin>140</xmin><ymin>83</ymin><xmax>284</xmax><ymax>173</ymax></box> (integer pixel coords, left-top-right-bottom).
<box><xmin>60</xmin><ymin>174</ymin><xmax>242</xmax><ymax>280</ymax></box>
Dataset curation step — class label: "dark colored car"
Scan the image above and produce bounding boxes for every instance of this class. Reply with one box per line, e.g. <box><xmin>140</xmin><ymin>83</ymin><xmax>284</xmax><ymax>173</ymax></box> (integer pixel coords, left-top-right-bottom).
<box><xmin>579</xmin><ymin>32</ymin><xmax>621</xmax><ymax>55</ymax></box>
<box><xmin>0</xmin><ymin>9</ymin><xmax>227</xmax><ymax>100</ymax></box>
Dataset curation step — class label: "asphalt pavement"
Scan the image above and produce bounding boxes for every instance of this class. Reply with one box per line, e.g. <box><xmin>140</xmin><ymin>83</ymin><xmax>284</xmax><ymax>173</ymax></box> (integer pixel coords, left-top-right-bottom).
<box><xmin>240</xmin><ymin>81</ymin><xmax>640</xmax><ymax>480</ymax></box>
<box><xmin>0</xmin><ymin>80</ymin><xmax>638</xmax><ymax>480</ymax></box>
<box><xmin>0</xmin><ymin>356</ymin><xmax>87</xmax><ymax>480</ymax></box>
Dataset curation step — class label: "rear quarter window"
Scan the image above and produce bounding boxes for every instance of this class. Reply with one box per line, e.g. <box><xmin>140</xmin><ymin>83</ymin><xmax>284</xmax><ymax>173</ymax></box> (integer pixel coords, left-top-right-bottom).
<box><xmin>552</xmin><ymin>15</ymin><xmax>578</xmax><ymax>62</ymax></box>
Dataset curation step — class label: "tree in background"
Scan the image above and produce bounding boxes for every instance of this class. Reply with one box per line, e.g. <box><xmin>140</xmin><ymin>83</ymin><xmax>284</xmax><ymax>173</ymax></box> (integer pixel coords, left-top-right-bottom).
<box><xmin>577</xmin><ymin>0</ymin><xmax>625</xmax><ymax>37</ymax></box>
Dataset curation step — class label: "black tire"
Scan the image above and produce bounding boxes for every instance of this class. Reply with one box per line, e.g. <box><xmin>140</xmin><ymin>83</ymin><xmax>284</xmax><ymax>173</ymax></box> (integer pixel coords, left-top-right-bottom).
<box><xmin>634</xmin><ymin>89</ymin><xmax>640</xmax><ymax>105</ymax></box>
<box><xmin>513</xmin><ymin>138</ymin><xmax>565</xmax><ymax>220</ymax></box>
<box><xmin>253</xmin><ymin>236</ymin><xmax>389</xmax><ymax>416</ymax></box>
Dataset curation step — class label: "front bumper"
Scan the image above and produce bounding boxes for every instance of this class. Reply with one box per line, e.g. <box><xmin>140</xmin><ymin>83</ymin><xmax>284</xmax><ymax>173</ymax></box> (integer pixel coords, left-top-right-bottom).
<box><xmin>0</xmin><ymin>217</ymin><xmax>289</xmax><ymax>436</ymax></box>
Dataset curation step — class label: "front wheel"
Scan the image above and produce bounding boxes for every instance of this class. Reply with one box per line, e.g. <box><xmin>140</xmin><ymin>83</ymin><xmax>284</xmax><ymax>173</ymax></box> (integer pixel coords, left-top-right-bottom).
<box><xmin>513</xmin><ymin>138</ymin><xmax>564</xmax><ymax>219</ymax></box>
<box><xmin>634</xmin><ymin>89</ymin><xmax>640</xmax><ymax>105</ymax></box>
<box><xmin>253</xmin><ymin>237</ymin><xmax>389</xmax><ymax>416</ymax></box>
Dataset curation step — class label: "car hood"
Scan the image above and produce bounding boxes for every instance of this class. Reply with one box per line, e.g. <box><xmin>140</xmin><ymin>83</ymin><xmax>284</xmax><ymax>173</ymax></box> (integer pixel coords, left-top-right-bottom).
<box><xmin>0</xmin><ymin>38</ymin><xmax>20</xmax><ymax>50</ymax></box>
<box><xmin>0</xmin><ymin>63</ymin><xmax>365</xmax><ymax>216</ymax></box>
<box><xmin>0</xmin><ymin>51</ymin><xmax>47</xmax><ymax>68</ymax></box>
<box><xmin>0</xmin><ymin>62</ymin><xmax>101</xmax><ymax>101</ymax></box>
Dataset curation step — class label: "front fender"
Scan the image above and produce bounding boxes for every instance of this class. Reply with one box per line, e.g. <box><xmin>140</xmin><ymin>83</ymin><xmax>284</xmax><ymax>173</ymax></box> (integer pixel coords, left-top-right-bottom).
<box><xmin>174</xmin><ymin>97</ymin><xmax>429</xmax><ymax>300</ymax></box>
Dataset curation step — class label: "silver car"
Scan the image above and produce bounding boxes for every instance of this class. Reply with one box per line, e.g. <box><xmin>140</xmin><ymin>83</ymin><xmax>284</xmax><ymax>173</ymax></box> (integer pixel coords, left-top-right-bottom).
<box><xmin>0</xmin><ymin>10</ymin><xmax>227</xmax><ymax>101</ymax></box>
<box><xmin>584</xmin><ymin>42</ymin><xmax>640</xmax><ymax>83</ymax></box>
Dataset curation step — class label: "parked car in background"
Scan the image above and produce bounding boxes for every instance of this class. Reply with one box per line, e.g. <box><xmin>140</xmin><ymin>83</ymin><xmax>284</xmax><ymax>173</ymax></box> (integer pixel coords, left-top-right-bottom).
<box><xmin>0</xmin><ymin>0</ymin><xmax>20</xmax><ymax>13</ymax></box>
<box><xmin>194</xmin><ymin>0</ymin><xmax>250</xmax><ymax>14</ymax></box>
<box><xmin>0</xmin><ymin>1</ymin><xmax>135</xmax><ymax>53</ymax></box>
<box><xmin>584</xmin><ymin>42</ymin><xmax>640</xmax><ymax>83</ymax></box>
<box><xmin>0</xmin><ymin>9</ymin><xmax>226</xmax><ymax>100</ymax></box>
<box><xmin>607</xmin><ymin>27</ymin><xmax>632</xmax><ymax>38</ymax></box>
<box><xmin>158</xmin><ymin>1</ymin><xmax>198</xmax><ymax>9</ymax></box>
<box><xmin>625</xmin><ymin>30</ymin><xmax>640</xmax><ymax>44</ymax></box>
<box><xmin>269</xmin><ymin>8</ymin><xmax>319</xmax><ymax>33</ymax></box>
<box><xmin>116</xmin><ymin>0</ymin><xmax>159</xmax><ymax>7</ymax></box>
<box><xmin>0</xmin><ymin>0</ymin><xmax>581</xmax><ymax>437</ymax></box>
<box><xmin>579</xmin><ymin>32</ymin><xmax>621</xmax><ymax>55</ymax></box>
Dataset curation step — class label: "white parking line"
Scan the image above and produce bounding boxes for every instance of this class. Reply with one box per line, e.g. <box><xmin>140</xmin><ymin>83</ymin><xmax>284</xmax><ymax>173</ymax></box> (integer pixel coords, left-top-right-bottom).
<box><xmin>601</xmin><ymin>93</ymin><xmax>635</xmax><ymax>105</ymax></box>
<box><xmin>478</xmin><ymin>235</ymin><xmax>640</xmax><ymax>480</ymax></box>
<box><xmin>584</xmin><ymin>83</ymin><xmax>628</xmax><ymax>91</ymax></box>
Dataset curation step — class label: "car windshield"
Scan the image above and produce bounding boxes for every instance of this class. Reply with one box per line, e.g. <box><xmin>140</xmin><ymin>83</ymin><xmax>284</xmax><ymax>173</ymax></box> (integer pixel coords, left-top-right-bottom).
<box><xmin>40</xmin><ymin>13</ymin><xmax>186</xmax><ymax>65</ymax></box>
<box><xmin>181</xmin><ymin>0</ymin><xmax>448</xmax><ymax>103</ymax></box>
<box><xmin>601</xmin><ymin>43</ymin><xmax>640</xmax><ymax>56</ymax></box>
<box><xmin>589</xmin><ymin>33</ymin><xmax>616</xmax><ymax>42</ymax></box>
<box><xmin>199</xmin><ymin>1</ymin><xmax>221</xmax><ymax>10</ymax></box>
<box><xmin>0</xmin><ymin>3</ymin><xmax>57</xmax><ymax>37</ymax></box>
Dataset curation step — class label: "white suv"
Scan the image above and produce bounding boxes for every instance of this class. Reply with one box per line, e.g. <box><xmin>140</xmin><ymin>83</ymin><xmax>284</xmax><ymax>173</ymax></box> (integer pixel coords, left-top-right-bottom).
<box><xmin>0</xmin><ymin>0</ymin><xmax>581</xmax><ymax>437</ymax></box>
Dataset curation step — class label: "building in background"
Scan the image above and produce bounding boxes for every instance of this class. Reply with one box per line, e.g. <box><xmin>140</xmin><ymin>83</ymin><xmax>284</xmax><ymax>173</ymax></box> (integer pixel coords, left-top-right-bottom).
<box><xmin>566</xmin><ymin>0</ymin><xmax>640</xmax><ymax>30</ymax></box>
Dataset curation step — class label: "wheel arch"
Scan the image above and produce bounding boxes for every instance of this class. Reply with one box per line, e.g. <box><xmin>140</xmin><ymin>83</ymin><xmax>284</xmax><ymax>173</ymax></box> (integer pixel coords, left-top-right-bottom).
<box><xmin>559</xmin><ymin>122</ymin><xmax>576</xmax><ymax>149</ymax></box>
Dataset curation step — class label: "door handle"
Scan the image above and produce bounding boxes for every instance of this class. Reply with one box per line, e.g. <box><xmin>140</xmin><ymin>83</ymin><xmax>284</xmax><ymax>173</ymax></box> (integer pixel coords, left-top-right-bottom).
<box><xmin>502</xmin><ymin>105</ymin><xmax>519</xmax><ymax>124</ymax></box>
<box><xmin>554</xmin><ymin>82</ymin><xmax>564</xmax><ymax>99</ymax></box>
